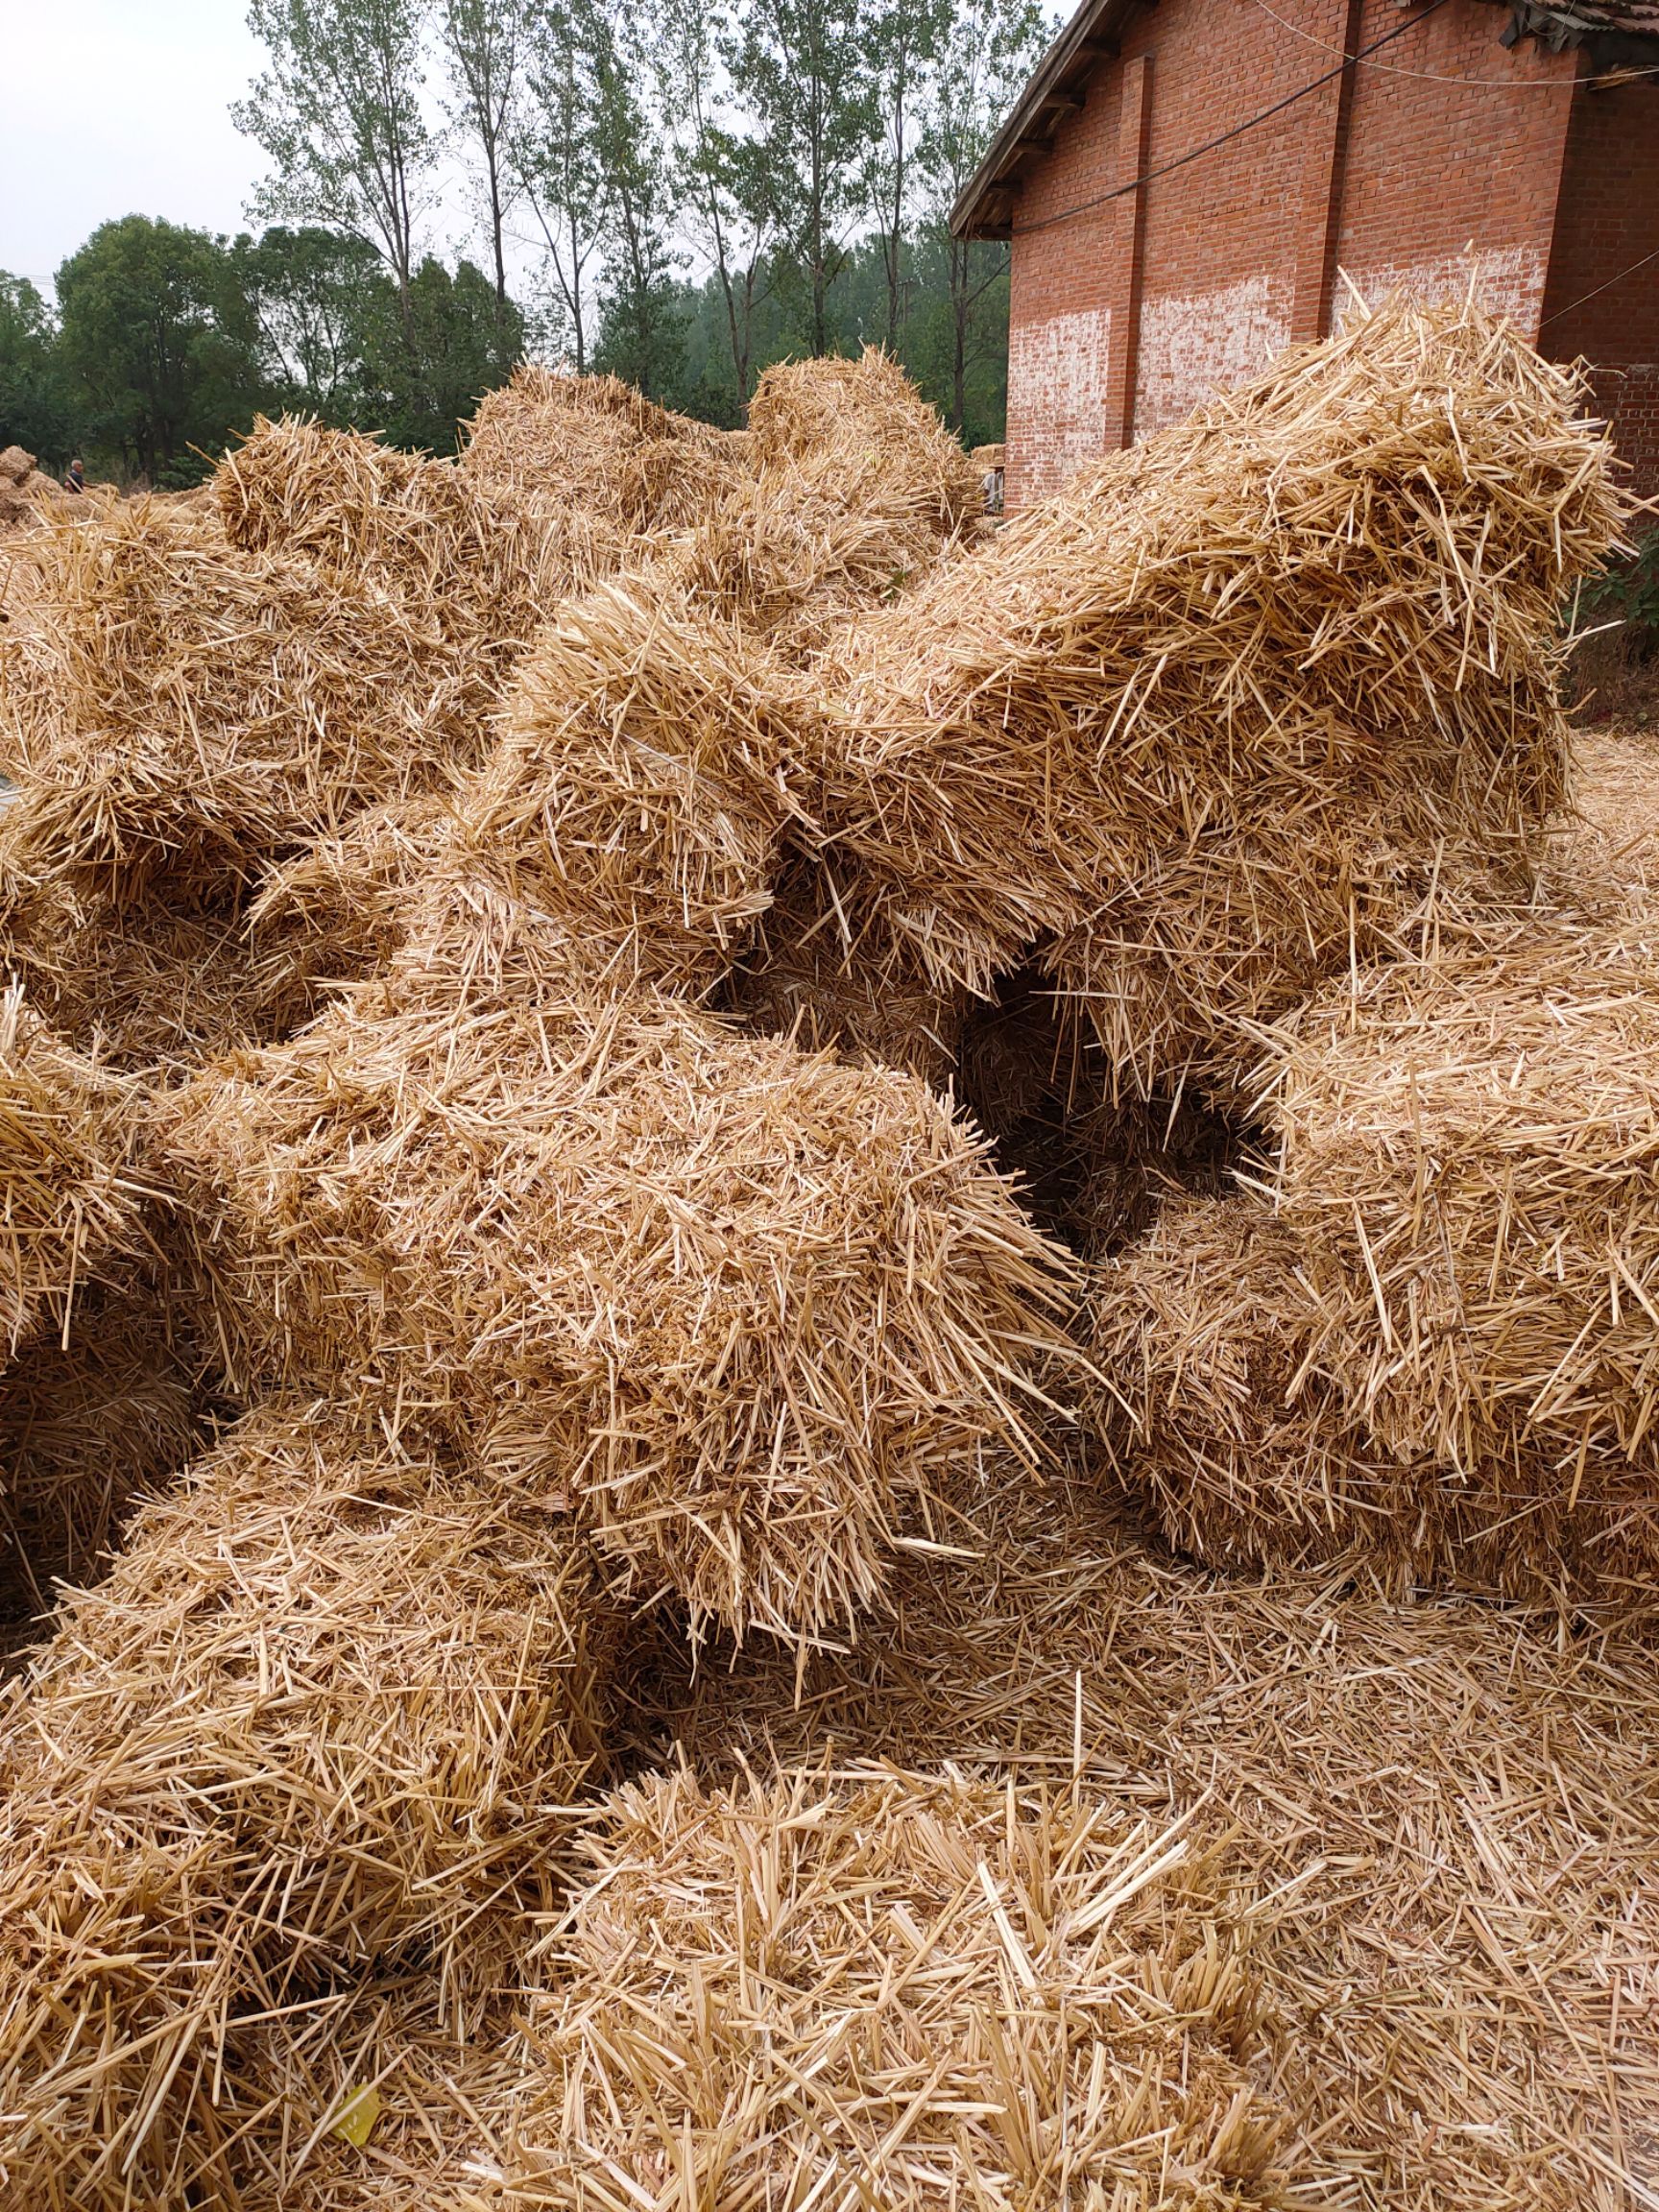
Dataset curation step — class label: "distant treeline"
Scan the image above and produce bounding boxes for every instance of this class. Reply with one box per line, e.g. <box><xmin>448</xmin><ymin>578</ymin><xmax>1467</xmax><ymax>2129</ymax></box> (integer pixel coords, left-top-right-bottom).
<box><xmin>0</xmin><ymin>0</ymin><xmax>1049</xmax><ymax>483</ymax></box>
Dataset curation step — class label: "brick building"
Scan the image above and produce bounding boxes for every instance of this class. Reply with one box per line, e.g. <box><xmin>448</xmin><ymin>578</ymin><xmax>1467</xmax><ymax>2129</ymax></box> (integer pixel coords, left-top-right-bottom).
<box><xmin>952</xmin><ymin>0</ymin><xmax>1659</xmax><ymax>507</ymax></box>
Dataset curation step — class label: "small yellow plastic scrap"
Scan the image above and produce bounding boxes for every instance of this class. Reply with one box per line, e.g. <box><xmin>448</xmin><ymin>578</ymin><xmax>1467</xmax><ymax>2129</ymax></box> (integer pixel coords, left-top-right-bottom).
<box><xmin>328</xmin><ymin>2083</ymin><xmax>383</xmax><ymax>2148</ymax></box>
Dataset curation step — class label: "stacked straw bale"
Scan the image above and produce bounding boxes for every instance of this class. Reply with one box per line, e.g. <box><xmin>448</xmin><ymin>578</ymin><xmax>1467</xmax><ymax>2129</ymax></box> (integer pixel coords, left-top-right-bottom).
<box><xmin>0</xmin><ymin>1403</ymin><xmax>616</xmax><ymax>2212</ymax></box>
<box><xmin>500</xmin><ymin>1764</ymin><xmax>1297</xmax><ymax>2209</ymax></box>
<box><xmin>156</xmin><ymin>984</ymin><xmax>1074</xmax><ymax>1646</ymax></box>
<box><xmin>806</xmin><ymin>299</ymin><xmax>1627</xmax><ymax>1093</ymax></box>
<box><xmin>0</xmin><ymin>498</ymin><xmax>478</xmax><ymax>911</ymax></box>
<box><xmin>461</xmin><ymin>364</ymin><xmax>743</xmax><ymax>535</ymax></box>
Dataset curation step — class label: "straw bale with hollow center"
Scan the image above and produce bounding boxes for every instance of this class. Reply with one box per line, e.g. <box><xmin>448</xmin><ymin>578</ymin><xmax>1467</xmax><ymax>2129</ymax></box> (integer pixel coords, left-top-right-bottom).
<box><xmin>461</xmin><ymin>364</ymin><xmax>743</xmax><ymax>535</ymax></box>
<box><xmin>155</xmin><ymin>985</ymin><xmax>1074</xmax><ymax>1646</ymax></box>
<box><xmin>0</xmin><ymin>499</ymin><xmax>479</xmax><ymax>911</ymax></box>
<box><xmin>500</xmin><ymin>1762</ymin><xmax>1296</xmax><ymax>2210</ymax></box>
<box><xmin>631</xmin><ymin>1469</ymin><xmax>1659</xmax><ymax>2212</ymax></box>
<box><xmin>1265</xmin><ymin>902</ymin><xmax>1659</xmax><ymax>1496</ymax></box>
<box><xmin>0</xmin><ymin>983</ymin><xmax>138</xmax><ymax>1349</ymax></box>
<box><xmin>807</xmin><ymin>299</ymin><xmax>1627</xmax><ymax>1094</ymax></box>
<box><xmin>0</xmin><ymin>1402</ymin><xmax>616</xmax><ymax>2212</ymax></box>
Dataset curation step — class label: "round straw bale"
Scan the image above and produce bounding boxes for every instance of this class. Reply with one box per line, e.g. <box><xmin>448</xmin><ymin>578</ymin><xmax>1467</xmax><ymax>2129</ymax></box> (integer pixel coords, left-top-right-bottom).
<box><xmin>0</xmin><ymin>498</ymin><xmax>479</xmax><ymax>909</ymax></box>
<box><xmin>0</xmin><ymin>1402</ymin><xmax>618</xmax><ymax>2212</ymax></box>
<box><xmin>810</xmin><ymin>298</ymin><xmax>1629</xmax><ymax>1083</ymax></box>
<box><xmin>0</xmin><ymin>983</ymin><xmax>139</xmax><ymax>1349</ymax></box>
<box><xmin>155</xmin><ymin>988</ymin><xmax>1076</xmax><ymax>1647</ymax></box>
<box><xmin>500</xmin><ymin>1762</ymin><xmax>1299</xmax><ymax>2209</ymax></box>
<box><xmin>455</xmin><ymin>579</ymin><xmax>811</xmax><ymax>992</ymax></box>
<box><xmin>1266</xmin><ymin>907</ymin><xmax>1659</xmax><ymax>1537</ymax></box>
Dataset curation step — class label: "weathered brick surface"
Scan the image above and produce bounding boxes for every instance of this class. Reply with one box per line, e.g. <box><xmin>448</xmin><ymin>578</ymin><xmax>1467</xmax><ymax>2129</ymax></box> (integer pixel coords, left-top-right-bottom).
<box><xmin>1002</xmin><ymin>0</ymin><xmax>1654</xmax><ymax>509</ymax></box>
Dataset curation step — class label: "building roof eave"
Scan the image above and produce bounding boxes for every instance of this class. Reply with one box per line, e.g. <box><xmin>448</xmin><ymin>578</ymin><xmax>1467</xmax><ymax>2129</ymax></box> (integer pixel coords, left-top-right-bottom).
<box><xmin>950</xmin><ymin>0</ymin><xmax>1139</xmax><ymax>241</ymax></box>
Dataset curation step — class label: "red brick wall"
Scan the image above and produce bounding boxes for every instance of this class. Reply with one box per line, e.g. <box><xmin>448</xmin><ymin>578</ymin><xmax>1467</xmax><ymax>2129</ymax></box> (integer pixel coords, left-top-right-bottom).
<box><xmin>1003</xmin><ymin>0</ymin><xmax>1582</xmax><ymax>509</ymax></box>
<box><xmin>1540</xmin><ymin>80</ymin><xmax>1659</xmax><ymax>501</ymax></box>
<box><xmin>1333</xmin><ymin>0</ymin><xmax>1576</xmax><ymax>333</ymax></box>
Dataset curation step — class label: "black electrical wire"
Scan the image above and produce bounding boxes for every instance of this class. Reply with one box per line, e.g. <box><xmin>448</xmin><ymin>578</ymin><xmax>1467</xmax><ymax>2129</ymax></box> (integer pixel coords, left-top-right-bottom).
<box><xmin>1011</xmin><ymin>0</ymin><xmax>1456</xmax><ymax>236</ymax></box>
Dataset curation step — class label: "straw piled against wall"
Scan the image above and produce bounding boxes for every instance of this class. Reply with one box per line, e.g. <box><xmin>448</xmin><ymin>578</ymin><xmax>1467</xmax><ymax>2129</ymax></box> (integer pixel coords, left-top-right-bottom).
<box><xmin>501</xmin><ymin>1763</ymin><xmax>1297</xmax><ymax>2209</ymax></box>
<box><xmin>806</xmin><ymin>299</ymin><xmax>1627</xmax><ymax>1093</ymax></box>
<box><xmin>156</xmin><ymin>985</ymin><xmax>1074</xmax><ymax>1646</ymax></box>
<box><xmin>461</xmin><ymin>364</ymin><xmax>744</xmax><ymax>536</ymax></box>
<box><xmin>0</xmin><ymin>499</ymin><xmax>477</xmax><ymax>911</ymax></box>
<box><xmin>0</xmin><ymin>1402</ymin><xmax>616</xmax><ymax>2212</ymax></box>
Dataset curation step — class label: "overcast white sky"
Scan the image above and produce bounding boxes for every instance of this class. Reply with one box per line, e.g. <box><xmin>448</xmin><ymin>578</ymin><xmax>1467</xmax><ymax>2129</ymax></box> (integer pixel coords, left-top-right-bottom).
<box><xmin>1</xmin><ymin>2</ymin><xmax>273</xmax><ymax>288</ymax></box>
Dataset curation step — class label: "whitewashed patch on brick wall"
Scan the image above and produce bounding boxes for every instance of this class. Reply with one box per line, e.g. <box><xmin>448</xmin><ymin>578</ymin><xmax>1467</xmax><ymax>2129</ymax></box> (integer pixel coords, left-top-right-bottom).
<box><xmin>1338</xmin><ymin>244</ymin><xmax>1549</xmax><ymax>341</ymax></box>
<box><xmin>1008</xmin><ymin>307</ymin><xmax>1111</xmax><ymax>500</ymax></box>
<box><xmin>1135</xmin><ymin>273</ymin><xmax>1290</xmax><ymax>439</ymax></box>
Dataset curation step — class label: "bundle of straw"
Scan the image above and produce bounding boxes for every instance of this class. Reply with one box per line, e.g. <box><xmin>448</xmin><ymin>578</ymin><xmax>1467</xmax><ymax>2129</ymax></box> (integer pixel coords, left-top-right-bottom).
<box><xmin>156</xmin><ymin>987</ymin><xmax>1074</xmax><ymax>1645</ymax></box>
<box><xmin>500</xmin><ymin>1763</ymin><xmax>1297</xmax><ymax>2209</ymax></box>
<box><xmin>0</xmin><ymin>1403</ymin><xmax>616</xmax><ymax>2212</ymax></box>
<box><xmin>0</xmin><ymin>984</ymin><xmax>138</xmax><ymax>1350</ymax></box>
<box><xmin>665</xmin><ymin>349</ymin><xmax>983</xmax><ymax>661</ymax></box>
<box><xmin>809</xmin><ymin>299</ymin><xmax>1627</xmax><ymax>1090</ymax></box>
<box><xmin>452</xmin><ymin>581</ymin><xmax>809</xmax><ymax>993</ymax></box>
<box><xmin>460</xmin><ymin>364</ymin><xmax>742</xmax><ymax>535</ymax></box>
<box><xmin>635</xmin><ymin>1470</ymin><xmax>1659</xmax><ymax>2212</ymax></box>
<box><xmin>215</xmin><ymin>416</ymin><xmax>610</xmax><ymax>677</ymax></box>
<box><xmin>1090</xmin><ymin>1193</ymin><xmax>1427</xmax><ymax>1580</ymax></box>
<box><xmin>0</xmin><ymin>868</ymin><xmax>296</xmax><ymax>1069</ymax></box>
<box><xmin>0</xmin><ymin>500</ymin><xmax>477</xmax><ymax>910</ymax></box>
<box><xmin>722</xmin><ymin>856</ymin><xmax>969</xmax><ymax>1085</ymax></box>
<box><xmin>1262</xmin><ymin>907</ymin><xmax>1659</xmax><ymax>1577</ymax></box>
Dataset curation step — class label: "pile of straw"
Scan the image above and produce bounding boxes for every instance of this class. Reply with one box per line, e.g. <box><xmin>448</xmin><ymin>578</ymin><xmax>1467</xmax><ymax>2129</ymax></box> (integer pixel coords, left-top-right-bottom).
<box><xmin>215</xmin><ymin>416</ymin><xmax>608</xmax><ymax>679</ymax></box>
<box><xmin>637</xmin><ymin>1469</ymin><xmax>1659</xmax><ymax>2212</ymax></box>
<box><xmin>666</xmin><ymin>349</ymin><xmax>983</xmax><ymax>661</ymax></box>
<box><xmin>808</xmin><ymin>300</ymin><xmax>1627</xmax><ymax>1091</ymax></box>
<box><xmin>461</xmin><ymin>364</ymin><xmax>741</xmax><ymax>536</ymax></box>
<box><xmin>0</xmin><ymin>1403</ymin><xmax>615</xmax><ymax>2212</ymax></box>
<box><xmin>156</xmin><ymin>987</ymin><xmax>1073</xmax><ymax>1646</ymax></box>
<box><xmin>0</xmin><ymin>499</ymin><xmax>476</xmax><ymax>911</ymax></box>
<box><xmin>502</xmin><ymin>1763</ymin><xmax>1296</xmax><ymax>2209</ymax></box>
<box><xmin>0</xmin><ymin>984</ymin><xmax>138</xmax><ymax>1349</ymax></box>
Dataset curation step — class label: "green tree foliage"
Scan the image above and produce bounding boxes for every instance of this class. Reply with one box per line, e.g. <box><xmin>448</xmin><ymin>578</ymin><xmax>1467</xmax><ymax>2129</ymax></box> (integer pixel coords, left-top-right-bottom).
<box><xmin>360</xmin><ymin>255</ymin><xmax>525</xmax><ymax>450</ymax></box>
<box><xmin>0</xmin><ymin>276</ymin><xmax>84</xmax><ymax>469</ymax></box>
<box><xmin>55</xmin><ymin>218</ymin><xmax>265</xmax><ymax>483</ymax></box>
<box><xmin>233</xmin><ymin>224</ymin><xmax>388</xmax><ymax>420</ymax></box>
